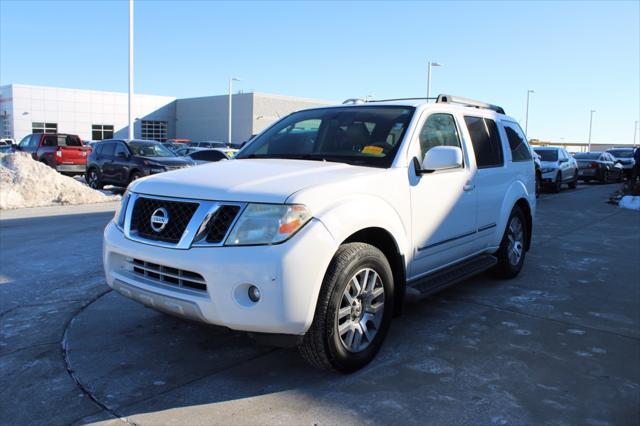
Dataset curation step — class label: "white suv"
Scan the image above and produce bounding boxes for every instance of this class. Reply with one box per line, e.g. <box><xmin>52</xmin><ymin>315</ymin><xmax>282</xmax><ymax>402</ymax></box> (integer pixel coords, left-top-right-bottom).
<box><xmin>103</xmin><ymin>95</ymin><xmax>536</xmax><ymax>372</ymax></box>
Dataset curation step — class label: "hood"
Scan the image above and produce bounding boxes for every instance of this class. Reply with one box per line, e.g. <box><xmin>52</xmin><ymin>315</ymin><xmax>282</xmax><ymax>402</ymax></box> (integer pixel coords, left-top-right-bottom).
<box><xmin>140</xmin><ymin>156</ymin><xmax>194</xmax><ymax>166</ymax></box>
<box><xmin>129</xmin><ymin>158</ymin><xmax>382</xmax><ymax>203</ymax></box>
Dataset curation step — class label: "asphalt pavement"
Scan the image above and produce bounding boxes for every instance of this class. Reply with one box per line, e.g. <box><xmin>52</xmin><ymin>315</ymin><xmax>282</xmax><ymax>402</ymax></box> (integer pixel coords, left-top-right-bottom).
<box><xmin>1</xmin><ymin>182</ymin><xmax>638</xmax><ymax>425</ymax></box>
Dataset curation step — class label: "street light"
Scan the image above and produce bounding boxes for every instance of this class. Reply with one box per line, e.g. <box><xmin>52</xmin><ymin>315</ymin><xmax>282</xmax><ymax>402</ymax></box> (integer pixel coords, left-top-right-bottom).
<box><xmin>587</xmin><ymin>110</ymin><xmax>595</xmax><ymax>152</ymax></box>
<box><xmin>228</xmin><ymin>77</ymin><xmax>241</xmax><ymax>145</ymax></box>
<box><xmin>634</xmin><ymin>120</ymin><xmax>638</xmax><ymax>146</ymax></box>
<box><xmin>525</xmin><ymin>90</ymin><xmax>534</xmax><ymax>135</ymax></box>
<box><xmin>427</xmin><ymin>61</ymin><xmax>442</xmax><ymax>99</ymax></box>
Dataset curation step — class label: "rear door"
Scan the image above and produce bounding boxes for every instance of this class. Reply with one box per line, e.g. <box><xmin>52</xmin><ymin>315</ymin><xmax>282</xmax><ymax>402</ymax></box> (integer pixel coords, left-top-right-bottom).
<box><xmin>112</xmin><ymin>142</ymin><xmax>132</xmax><ymax>185</ymax></box>
<box><xmin>99</xmin><ymin>142</ymin><xmax>117</xmax><ymax>183</ymax></box>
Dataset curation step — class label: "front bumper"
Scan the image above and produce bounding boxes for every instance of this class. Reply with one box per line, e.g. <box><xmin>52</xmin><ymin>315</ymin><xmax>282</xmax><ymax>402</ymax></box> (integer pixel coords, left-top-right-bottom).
<box><xmin>56</xmin><ymin>164</ymin><xmax>86</xmax><ymax>173</ymax></box>
<box><xmin>103</xmin><ymin>218</ymin><xmax>337</xmax><ymax>335</ymax></box>
<box><xmin>541</xmin><ymin>170</ymin><xmax>558</xmax><ymax>183</ymax></box>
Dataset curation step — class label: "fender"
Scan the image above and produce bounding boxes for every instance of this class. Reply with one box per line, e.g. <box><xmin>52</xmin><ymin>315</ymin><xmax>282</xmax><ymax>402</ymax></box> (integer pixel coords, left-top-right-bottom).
<box><xmin>493</xmin><ymin>179</ymin><xmax>535</xmax><ymax>247</ymax></box>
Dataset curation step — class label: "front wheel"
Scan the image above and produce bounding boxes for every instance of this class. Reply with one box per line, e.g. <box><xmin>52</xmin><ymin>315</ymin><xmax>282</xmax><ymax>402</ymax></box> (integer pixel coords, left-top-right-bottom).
<box><xmin>493</xmin><ymin>206</ymin><xmax>528</xmax><ymax>279</ymax></box>
<box><xmin>299</xmin><ymin>243</ymin><xmax>394</xmax><ymax>373</ymax></box>
<box><xmin>552</xmin><ymin>172</ymin><xmax>562</xmax><ymax>193</ymax></box>
<box><xmin>86</xmin><ymin>168</ymin><xmax>103</xmax><ymax>189</ymax></box>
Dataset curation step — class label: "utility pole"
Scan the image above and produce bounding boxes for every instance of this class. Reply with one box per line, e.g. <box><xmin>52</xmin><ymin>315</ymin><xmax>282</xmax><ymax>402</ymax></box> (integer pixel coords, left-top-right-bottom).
<box><xmin>426</xmin><ymin>61</ymin><xmax>442</xmax><ymax>99</ymax></box>
<box><xmin>525</xmin><ymin>89</ymin><xmax>534</xmax><ymax>135</ymax></box>
<box><xmin>128</xmin><ymin>0</ymin><xmax>134</xmax><ymax>139</ymax></box>
<box><xmin>587</xmin><ymin>110</ymin><xmax>595</xmax><ymax>152</ymax></box>
<box><xmin>634</xmin><ymin>120</ymin><xmax>638</xmax><ymax>146</ymax></box>
<box><xmin>228</xmin><ymin>77</ymin><xmax>241</xmax><ymax>145</ymax></box>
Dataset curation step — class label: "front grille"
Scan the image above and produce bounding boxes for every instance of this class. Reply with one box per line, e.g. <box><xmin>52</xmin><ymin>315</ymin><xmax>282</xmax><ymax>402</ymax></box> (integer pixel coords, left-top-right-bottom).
<box><xmin>205</xmin><ymin>205</ymin><xmax>241</xmax><ymax>243</ymax></box>
<box><xmin>131</xmin><ymin>197</ymin><xmax>199</xmax><ymax>243</ymax></box>
<box><xmin>129</xmin><ymin>258</ymin><xmax>207</xmax><ymax>292</ymax></box>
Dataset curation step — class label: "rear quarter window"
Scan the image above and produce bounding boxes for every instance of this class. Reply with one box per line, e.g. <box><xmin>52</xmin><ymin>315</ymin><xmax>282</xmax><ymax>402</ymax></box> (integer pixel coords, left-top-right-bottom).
<box><xmin>502</xmin><ymin>121</ymin><xmax>532</xmax><ymax>162</ymax></box>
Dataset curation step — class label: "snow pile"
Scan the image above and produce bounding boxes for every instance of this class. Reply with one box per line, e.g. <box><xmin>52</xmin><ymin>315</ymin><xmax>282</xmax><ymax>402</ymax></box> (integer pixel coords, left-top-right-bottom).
<box><xmin>619</xmin><ymin>195</ymin><xmax>640</xmax><ymax>211</ymax></box>
<box><xmin>0</xmin><ymin>152</ymin><xmax>120</xmax><ymax>209</ymax></box>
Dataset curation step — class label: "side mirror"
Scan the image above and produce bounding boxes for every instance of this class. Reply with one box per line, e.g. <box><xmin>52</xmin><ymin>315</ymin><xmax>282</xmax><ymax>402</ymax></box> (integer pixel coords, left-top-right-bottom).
<box><xmin>415</xmin><ymin>146</ymin><xmax>463</xmax><ymax>175</ymax></box>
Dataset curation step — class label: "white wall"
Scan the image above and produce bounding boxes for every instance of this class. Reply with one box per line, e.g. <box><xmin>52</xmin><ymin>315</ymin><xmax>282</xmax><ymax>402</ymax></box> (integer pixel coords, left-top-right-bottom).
<box><xmin>251</xmin><ymin>93</ymin><xmax>333</xmax><ymax>136</ymax></box>
<box><xmin>2</xmin><ymin>84</ymin><xmax>176</xmax><ymax>142</ymax></box>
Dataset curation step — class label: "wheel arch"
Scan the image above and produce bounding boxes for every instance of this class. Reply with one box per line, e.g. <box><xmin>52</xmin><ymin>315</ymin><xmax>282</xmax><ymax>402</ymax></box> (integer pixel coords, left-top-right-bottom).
<box><xmin>342</xmin><ymin>227</ymin><xmax>406</xmax><ymax>316</ymax></box>
<box><xmin>514</xmin><ymin>198</ymin><xmax>533</xmax><ymax>251</ymax></box>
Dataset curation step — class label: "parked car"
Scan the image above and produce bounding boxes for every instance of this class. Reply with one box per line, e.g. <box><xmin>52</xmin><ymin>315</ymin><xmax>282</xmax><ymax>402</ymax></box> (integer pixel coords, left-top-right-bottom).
<box><xmin>0</xmin><ymin>139</ymin><xmax>14</xmax><ymax>154</ymax></box>
<box><xmin>187</xmin><ymin>141</ymin><xmax>238</xmax><ymax>158</ymax></box>
<box><xmin>574</xmin><ymin>152</ymin><xmax>623</xmax><ymax>183</ymax></box>
<box><xmin>174</xmin><ymin>146</ymin><xmax>201</xmax><ymax>157</ymax></box>
<box><xmin>161</xmin><ymin>142</ymin><xmax>181</xmax><ymax>153</ymax></box>
<box><xmin>533</xmin><ymin>147</ymin><xmax>578</xmax><ymax>192</ymax></box>
<box><xmin>103</xmin><ymin>95</ymin><xmax>535</xmax><ymax>373</ymax></box>
<box><xmin>0</xmin><ymin>138</ymin><xmax>15</xmax><ymax>146</ymax></box>
<box><xmin>533</xmin><ymin>151</ymin><xmax>542</xmax><ymax>197</ymax></box>
<box><xmin>187</xmin><ymin>149</ymin><xmax>231</xmax><ymax>164</ymax></box>
<box><xmin>16</xmin><ymin>133</ymin><xmax>91</xmax><ymax>175</ymax></box>
<box><xmin>86</xmin><ymin>139</ymin><xmax>194</xmax><ymax>189</ymax></box>
<box><xmin>606</xmin><ymin>148</ymin><xmax>636</xmax><ymax>178</ymax></box>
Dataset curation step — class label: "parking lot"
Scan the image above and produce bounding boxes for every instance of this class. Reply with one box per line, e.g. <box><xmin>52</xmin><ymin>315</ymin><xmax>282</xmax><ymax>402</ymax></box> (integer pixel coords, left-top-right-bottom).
<box><xmin>0</xmin><ymin>182</ymin><xmax>638</xmax><ymax>425</ymax></box>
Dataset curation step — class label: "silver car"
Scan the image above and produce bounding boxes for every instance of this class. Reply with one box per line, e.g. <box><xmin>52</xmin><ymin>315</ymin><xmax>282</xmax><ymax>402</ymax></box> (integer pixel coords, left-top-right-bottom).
<box><xmin>533</xmin><ymin>147</ymin><xmax>579</xmax><ymax>193</ymax></box>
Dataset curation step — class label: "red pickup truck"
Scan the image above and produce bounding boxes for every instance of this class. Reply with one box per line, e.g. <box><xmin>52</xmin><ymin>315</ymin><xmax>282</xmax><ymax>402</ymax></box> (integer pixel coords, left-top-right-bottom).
<box><xmin>16</xmin><ymin>133</ymin><xmax>91</xmax><ymax>175</ymax></box>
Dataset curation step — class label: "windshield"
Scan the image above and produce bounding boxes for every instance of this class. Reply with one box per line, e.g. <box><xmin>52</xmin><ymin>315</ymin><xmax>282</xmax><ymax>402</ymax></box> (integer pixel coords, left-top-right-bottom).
<box><xmin>129</xmin><ymin>142</ymin><xmax>176</xmax><ymax>157</ymax></box>
<box><xmin>607</xmin><ymin>149</ymin><xmax>634</xmax><ymax>158</ymax></box>
<box><xmin>574</xmin><ymin>153</ymin><xmax>601</xmax><ymax>159</ymax></box>
<box><xmin>534</xmin><ymin>149</ymin><xmax>558</xmax><ymax>162</ymax></box>
<box><xmin>236</xmin><ymin>106</ymin><xmax>415</xmax><ymax>168</ymax></box>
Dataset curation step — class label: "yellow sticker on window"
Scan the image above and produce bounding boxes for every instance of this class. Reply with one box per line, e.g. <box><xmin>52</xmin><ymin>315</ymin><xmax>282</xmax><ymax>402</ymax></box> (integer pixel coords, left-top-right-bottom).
<box><xmin>361</xmin><ymin>145</ymin><xmax>384</xmax><ymax>156</ymax></box>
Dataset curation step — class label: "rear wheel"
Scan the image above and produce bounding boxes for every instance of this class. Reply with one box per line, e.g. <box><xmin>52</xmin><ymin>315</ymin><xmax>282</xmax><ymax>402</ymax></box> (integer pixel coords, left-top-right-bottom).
<box><xmin>87</xmin><ymin>168</ymin><xmax>103</xmax><ymax>189</ymax></box>
<box><xmin>568</xmin><ymin>173</ymin><xmax>578</xmax><ymax>189</ymax></box>
<box><xmin>130</xmin><ymin>170</ymin><xmax>143</xmax><ymax>183</ymax></box>
<box><xmin>299</xmin><ymin>243</ymin><xmax>394</xmax><ymax>373</ymax></box>
<box><xmin>552</xmin><ymin>172</ymin><xmax>562</xmax><ymax>193</ymax></box>
<box><xmin>601</xmin><ymin>170</ymin><xmax>609</xmax><ymax>184</ymax></box>
<box><xmin>493</xmin><ymin>206</ymin><xmax>527</xmax><ymax>279</ymax></box>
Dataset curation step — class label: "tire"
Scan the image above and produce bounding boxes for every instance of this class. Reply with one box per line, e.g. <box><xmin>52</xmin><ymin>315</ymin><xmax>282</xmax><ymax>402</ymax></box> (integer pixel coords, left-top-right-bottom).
<box><xmin>298</xmin><ymin>243</ymin><xmax>394</xmax><ymax>373</ymax></box>
<box><xmin>86</xmin><ymin>168</ymin><xmax>104</xmax><ymax>189</ymax></box>
<box><xmin>535</xmin><ymin>171</ymin><xmax>541</xmax><ymax>198</ymax></box>
<box><xmin>130</xmin><ymin>170</ymin><xmax>143</xmax><ymax>183</ymax></box>
<box><xmin>493</xmin><ymin>206</ymin><xmax>527</xmax><ymax>279</ymax></box>
<box><xmin>600</xmin><ymin>171</ymin><xmax>609</xmax><ymax>184</ymax></box>
<box><xmin>552</xmin><ymin>172</ymin><xmax>562</xmax><ymax>193</ymax></box>
<box><xmin>568</xmin><ymin>174</ymin><xmax>577</xmax><ymax>189</ymax></box>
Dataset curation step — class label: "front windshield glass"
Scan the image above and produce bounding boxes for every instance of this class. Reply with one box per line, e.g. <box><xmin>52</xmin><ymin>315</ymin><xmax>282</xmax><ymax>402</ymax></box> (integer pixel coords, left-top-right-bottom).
<box><xmin>574</xmin><ymin>153</ymin><xmax>601</xmax><ymax>159</ymax></box>
<box><xmin>607</xmin><ymin>149</ymin><xmax>634</xmax><ymax>158</ymax></box>
<box><xmin>236</xmin><ymin>106</ymin><xmax>415</xmax><ymax>168</ymax></box>
<box><xmin>129</xmin><ymin>142</ymin><xmax>176</xmax><ymax>157</ymax></box>
<box><xmin>534</xmin><ymin>149</ymin><xmax>558</xmax><ymax>162</ymax></box>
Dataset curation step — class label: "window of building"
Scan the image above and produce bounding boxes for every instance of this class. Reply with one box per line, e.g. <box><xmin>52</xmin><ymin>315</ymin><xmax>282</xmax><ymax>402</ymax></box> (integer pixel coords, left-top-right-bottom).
<box><xmin>464</xmin><ymin>116</ymin><xmax>504</xmax><ymax>168</ymax></box>
<box><xmin>502</xmin><ymin>121</ymin><xmax>532</xmax><ymax>162</ymax></box>
<box><xmin>418</xmin><ymin>113</ymin><xmax>462</xmax><ymax>160</ymax></box>
<box><xmin>32</xmin><ymin>122</ymin><xmax>58</xmax><ymax>134</ymax></box>
<box><xmin>1</xmin><ymin>112</ymin><xmax>10</xmax><ymax>138</ymax></box>
<box><xmin>141</xmin><ymin>120</ymin><xmax>168</xmax><ymax>142</ymax></box>
<box><xmin>92</xmin><ymin>124</ymin><xmax>114</xmax><ymax>141</ymax></box>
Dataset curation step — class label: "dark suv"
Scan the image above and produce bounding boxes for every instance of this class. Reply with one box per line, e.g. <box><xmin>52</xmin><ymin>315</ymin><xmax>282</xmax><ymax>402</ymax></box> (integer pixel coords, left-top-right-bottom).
<box><xmin>86</xmin><ymin>139</ymin><xmax>194</xmax><ymax>189</ymax></box>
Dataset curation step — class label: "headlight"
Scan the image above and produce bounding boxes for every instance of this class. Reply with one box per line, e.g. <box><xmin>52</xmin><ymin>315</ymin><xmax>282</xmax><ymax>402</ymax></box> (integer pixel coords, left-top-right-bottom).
<box><xmin>541</xmin><ymin>167</ymin><xmax>555</xmax><ymax>173</ymax></box>
<box><xmin>114</xmin><ymin>190</ymin><xmax>132</xmax><ymax>231</ymax></box>
<box><xmin>225</xmin><ymin>204</ymin><xmax>312</xmax><ymax>246</ymax></box>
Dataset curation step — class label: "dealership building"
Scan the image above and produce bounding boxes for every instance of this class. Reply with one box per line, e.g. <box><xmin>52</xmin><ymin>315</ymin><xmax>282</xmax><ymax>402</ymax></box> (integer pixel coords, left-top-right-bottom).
<box><xmin>0</xmin><ymin>83</ymin><xmax>333</xmax><ymax>145</ymax></box>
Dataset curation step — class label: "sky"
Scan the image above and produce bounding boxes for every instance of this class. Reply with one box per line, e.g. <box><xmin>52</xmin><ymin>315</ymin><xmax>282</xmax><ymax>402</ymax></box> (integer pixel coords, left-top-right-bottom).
<box><xmin>1</xmin><ymin>0</ymin><xmax>639</xmax><ymax>144</ymax></box>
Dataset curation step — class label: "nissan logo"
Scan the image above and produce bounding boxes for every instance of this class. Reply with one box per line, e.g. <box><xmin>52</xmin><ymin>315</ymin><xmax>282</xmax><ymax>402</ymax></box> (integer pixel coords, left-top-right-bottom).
<box><xmin>150</xmin><ymin>207</ymin><xmax>169</xmax><ymax>233</ymax></box>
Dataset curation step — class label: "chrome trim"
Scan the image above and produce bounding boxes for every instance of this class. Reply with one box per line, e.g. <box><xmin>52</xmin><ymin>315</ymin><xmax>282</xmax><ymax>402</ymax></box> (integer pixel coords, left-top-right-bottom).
<box><xmin>122</xmin><ymin>192</ymin><xmax>246</xmax><ymax>250</ymax></box>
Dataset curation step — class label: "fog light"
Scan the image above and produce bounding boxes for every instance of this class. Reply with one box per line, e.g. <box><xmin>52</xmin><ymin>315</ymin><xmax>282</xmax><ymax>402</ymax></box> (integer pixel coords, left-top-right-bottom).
<box><xmin>248</xmin><ymin>285</ymin><xmax>261</xmax><ymax>302</ymax></box>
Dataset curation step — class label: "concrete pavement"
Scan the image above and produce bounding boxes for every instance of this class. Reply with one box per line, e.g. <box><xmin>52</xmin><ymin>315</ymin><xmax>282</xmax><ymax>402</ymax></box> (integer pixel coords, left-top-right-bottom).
<box><xmin>1</xmin><ymin>183</ymin><xmax>638</xmax><ymax>425</ymax></box>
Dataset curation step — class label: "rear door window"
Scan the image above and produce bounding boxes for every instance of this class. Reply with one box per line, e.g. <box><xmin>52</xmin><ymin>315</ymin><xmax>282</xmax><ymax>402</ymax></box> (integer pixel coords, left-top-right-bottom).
<box><xmin>502</xmin><ymin>121</ymin><xmax>532</xmax><ymax>162</ymax></box>
<box><xmin>42</xmin><ymin>135</ymin><xmax>57</xmax><ymax>147</ymax></box>
<box><xmin>101</xmin><ymin>143</ymin><xmax>115</xmax><ymax>156</ymax></box>
<box><xmin>464</xmin><ymin>116</ymin><xmax>504</xmax><ymax>168</ymax></box>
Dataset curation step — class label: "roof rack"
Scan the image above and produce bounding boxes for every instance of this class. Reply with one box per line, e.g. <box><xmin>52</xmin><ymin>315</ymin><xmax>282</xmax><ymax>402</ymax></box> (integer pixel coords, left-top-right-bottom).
<box><xmin>436</xmin><ymin>94</ymin><xmax>505</xmax><ymax>114</ymax></box>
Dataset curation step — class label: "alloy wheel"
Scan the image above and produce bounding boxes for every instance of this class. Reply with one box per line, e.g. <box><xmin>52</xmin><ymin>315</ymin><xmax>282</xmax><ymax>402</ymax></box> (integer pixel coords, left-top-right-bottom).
<box><xmin>336</xmin><ymin>268</ymin><xmax>385</xmax><ymax>353</ymax></box>
<box><xmin>507</xmin><ymin>216</ymin><xmax>524</xmax><ymax>266</ymax></box>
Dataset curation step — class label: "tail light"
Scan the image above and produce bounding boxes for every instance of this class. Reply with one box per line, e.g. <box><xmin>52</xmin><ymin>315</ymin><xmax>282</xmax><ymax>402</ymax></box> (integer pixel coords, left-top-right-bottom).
<box><xmin>56</xmin><ymin>149</ymin><xmax>62</xmax><ymax>158</ymax></box>
<box><xmin>590</xmin><ymin>162</ymin><xmax>599</xmax><ymax>169</ymax></box>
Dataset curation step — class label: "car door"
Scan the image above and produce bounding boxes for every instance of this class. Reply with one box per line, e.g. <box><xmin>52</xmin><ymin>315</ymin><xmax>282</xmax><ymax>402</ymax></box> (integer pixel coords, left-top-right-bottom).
<box><xmin>408</xmin><ymin>112</ymin><xmax>478</xmax><ymax>278</ymax></box>
<box><xmin>99</xmin><ymin>142</ymin><xmax>117</xmax><ymax>183</ymax></box>
<box><xmin>112</xmin><ymin>142</ymin><xmax>132</xmax><ymax>185</ymax></box>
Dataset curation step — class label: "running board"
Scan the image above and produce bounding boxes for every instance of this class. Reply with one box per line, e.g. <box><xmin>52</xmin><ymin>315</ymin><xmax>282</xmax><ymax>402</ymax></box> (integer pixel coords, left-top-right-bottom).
<box><xmin>406</xmin><ymin>254</ymin><xmax>498</xmax><ymax>302</ymax></box>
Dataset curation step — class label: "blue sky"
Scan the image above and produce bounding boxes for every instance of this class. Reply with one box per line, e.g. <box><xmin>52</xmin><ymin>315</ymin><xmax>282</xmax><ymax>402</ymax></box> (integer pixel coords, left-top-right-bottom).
<box><xmin>1</xmin><ymin>0</ymin><xmax>638</xmax><ymax>144</ymax></box>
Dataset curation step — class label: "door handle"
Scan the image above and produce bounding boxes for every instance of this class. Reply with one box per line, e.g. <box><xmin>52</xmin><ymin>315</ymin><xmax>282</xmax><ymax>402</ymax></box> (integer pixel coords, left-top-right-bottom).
<box><xmin>463</xmin><ymin>183</ymin><xmax>475</xmax><ymax>192</ymax></box>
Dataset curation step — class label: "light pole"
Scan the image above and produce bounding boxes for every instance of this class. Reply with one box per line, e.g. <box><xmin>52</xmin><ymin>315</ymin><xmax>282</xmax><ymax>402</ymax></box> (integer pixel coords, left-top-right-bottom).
<box><xmin>634</xmin><ymin>120</ymin><xmax>638</xmax><ymax>146</ymax></box>
<box><xmin>427</xmin><ymin>61</ymin><xmax>442</xmax><ymax>99</ymax></box>
<box><xmin>587</xmin><ymin>110</ymin><xmax>595</xmax><ymax>152</ymax></box>
<box><xmin>128</xmin><ymin>0</ymin><xmax>134</xmax><ymax>140</ymax></box>
<box><xmin>525</xmin><ymin>89</ymin><xmax>534</xmax><ymax>135</ymax></box>
<box><xmin>228</xmin><ymin>77</ymin><xmax>241</xmax><ymax>145</ymax></box>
